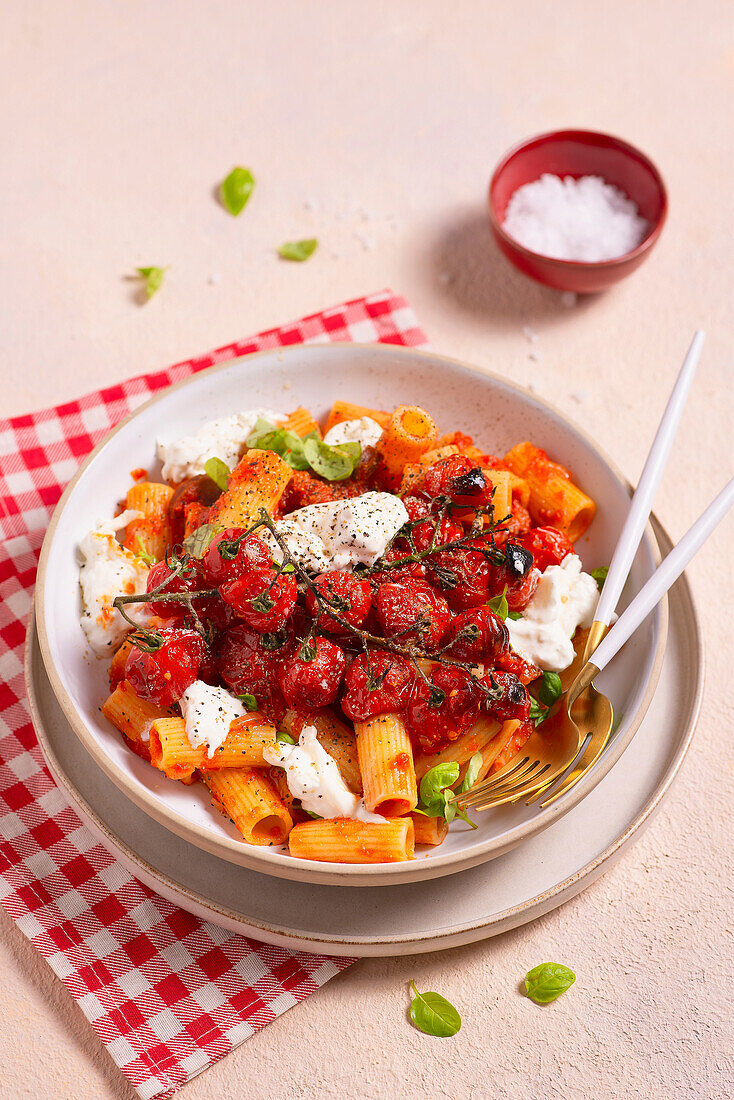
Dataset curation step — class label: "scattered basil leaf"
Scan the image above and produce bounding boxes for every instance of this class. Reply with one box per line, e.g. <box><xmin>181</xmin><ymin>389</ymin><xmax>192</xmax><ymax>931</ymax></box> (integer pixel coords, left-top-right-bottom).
<box><xmin>278</xmin><ymin>238</ymin><xmax>318</xmax><ymax>262</ymax></box>
<box><xmin>203</xmin><ymin>456</ymin><xmax>231</xmax><ymax>491</ymax></box>
<box><xmin>487</xmin><ymin>586</ymin><xmax>509</xmax><ymax>621</ymax></box>
<box><xmin>236</xmin><ymin>693</ymin><xmax>258</xmax><ymax>711</ymax></box>
<box><xmin>591</xmin><ymin>566</ymin><xmax>609</xmax><ymax>591</ymax></box>
<box><xmin>538</xmin><ymin>671</ymin><xmax>563</xmax><ymax>707</ymax></box>
<box><xmin>303</xmin><ymin>808</ymin><xmax>322</xmax><ymax>819</ymax></box>
<box><xmin>247</xmin><ymin>419</ymin><xmax>360</xmax><ymax>481</ymax></box>
<box><xmin>303</xmin><ymin>436</ymin><xmax>361</xmax><ymax>481</ymax></box>
<box><xmin>419</xmin><ymin>762</ymin><xmax>459</xmax><ymax>811</ymax></box>
<box><xmin>281</xmin><ymin>563</ymin><xmax>295</xmax><ymax>573</ymax></box>
<box><xmin>457</xmin><ymin>753</ymin><xmax>483</xmax><ymax>795</ymax></box>
<box><xmin>408</xmin><ymin>981</ymin><xmax>461</xmax><ymax>1037</ymax></box>
<box><xmin>134</xmin><ymin>535</ymin><xmax>157</xmax><ymax>567</ymax></box>
<box><xmin>507</xmin><ymin>610</ymin><xmax>523</xmax><ymax>621</ymax></box>
<box><xmin>276</xmin><ymin>730</ymin><xmax>296</xmax><ymax>745</ymax></box>
<box><xmin>524</xmin><ymin>962</ymin><xmax>576</xmax><ymax>1004</ymax></box>
<box><xmin>220</xmin><ymin>167</ymin><xmax>255</xmax><ymax>216</ymax></box>
<box><xmin>528</xmin><ymin>698</ymin><xmax>548</xmax><ymax>728</ymax></box>
<box><xmin>135</xmin><ymin>266</ymin><xmax>168</xmax><ymax>300</ymax></box>
<box><xmin>183</xmin><ymin>522</ymin><xmax>219</xmax><ymax>559</ymax></box>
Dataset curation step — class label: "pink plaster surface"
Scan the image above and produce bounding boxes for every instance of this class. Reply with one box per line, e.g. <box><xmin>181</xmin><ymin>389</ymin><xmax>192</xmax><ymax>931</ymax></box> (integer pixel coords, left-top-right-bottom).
<box><xmin>1</xmin><ymin>1</ymin><xmax>733</xmax><ymax>1097</ymax></box>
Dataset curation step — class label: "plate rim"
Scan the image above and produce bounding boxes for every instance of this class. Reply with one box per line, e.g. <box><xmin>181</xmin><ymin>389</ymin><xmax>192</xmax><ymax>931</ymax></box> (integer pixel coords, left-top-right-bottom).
<box><xmin>25</xmin><ymin>531</ymin><xmax>703</xmax><ymax>952</ymax></box>
<box><xmin>34</xmin><ymin>342</ymin><xmax>669</xmax><ymax>885</ymax></box>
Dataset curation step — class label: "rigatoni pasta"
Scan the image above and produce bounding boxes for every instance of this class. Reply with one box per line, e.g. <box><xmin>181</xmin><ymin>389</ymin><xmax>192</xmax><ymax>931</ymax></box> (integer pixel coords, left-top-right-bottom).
<box><xmin>288</xmin><ymin>818</ymin><xmax>415</xmax><ymax>863</ymax></box>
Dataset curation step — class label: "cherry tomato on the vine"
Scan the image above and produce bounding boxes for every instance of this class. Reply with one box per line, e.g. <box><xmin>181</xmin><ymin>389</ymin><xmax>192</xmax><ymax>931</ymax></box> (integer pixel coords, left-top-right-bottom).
<box><xmin>404</xmin><ymin>666</ymin><xmax>482</xmax><ymax>754</ymax></box>
<box><xmin>220</xmin><ymin>567</ymin><xmax>297</xmax><ymax>633</ymax></box>
<box><xmin>483</xmin><ymin>670</ymin><xmax>531</xmax><ymax>722</ymax></box>
<box><xmin>278</xmin><ymin>638</ymin><xmax>346</xmax><ymax>709</ymax></box>
<box><xmin>373</xmin><ymin>579</ymin><xmax>451</xmax><ymax>651</ymax></box>
<box><xmin>125</xmin><ymin>627</ymin><xmax>207</xmax><ymax>707</ymax></box>
<box><xmin>215</xmin><ymin>621</ymin><xmax>290</xmax><ymax>721</ymax></box>
<box><xmin>304</xmin><ymin>570</ymin><xmax>372</xmax><ymax>633</ymax></box>
<box><xmin>340</xmin><ymin>651</ymin><xmax>415</xmax><ymax>722</ymax></box>
<box><xmin>199</xmin><ymin>528</ymin><xmax>272</xmax><ymax>587</ymax></box>
<box><xmin>442</xmin><ymin>606</ymin><xmax>509</xmax><ymax>663</ymax></box>
<box><xmin>519</xmin><ymin>526</ymin><xmax>574</xmax><ymax>572</ymax></box>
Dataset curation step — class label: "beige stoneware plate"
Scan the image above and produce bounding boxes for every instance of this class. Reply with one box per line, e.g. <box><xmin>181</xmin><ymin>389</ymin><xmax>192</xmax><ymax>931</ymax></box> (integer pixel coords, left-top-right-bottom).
<box><xmin>36</xmin><ymin>345</ymin><xmax>667</xmax><ymax>885</ymax></box>
<box><xmin>26</xmin><ymin>535</ymin><xmax>701</xmax><ymax>954</ymax></box>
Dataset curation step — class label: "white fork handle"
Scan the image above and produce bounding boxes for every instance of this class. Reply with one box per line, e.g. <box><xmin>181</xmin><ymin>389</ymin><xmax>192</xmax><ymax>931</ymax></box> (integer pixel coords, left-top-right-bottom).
<box><xmin>591</xmin><ymin>476</ymin><xmax>734</xmax><ymax>672</ymax></box>
<box><xmin>595</xmin><ymin>331</ymin><xmax>705</xmax><ymax>626</ymax></box>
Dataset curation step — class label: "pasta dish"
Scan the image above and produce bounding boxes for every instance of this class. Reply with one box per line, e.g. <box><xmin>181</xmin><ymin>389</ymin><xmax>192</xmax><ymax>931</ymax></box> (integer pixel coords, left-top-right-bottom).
<box><xmin>78</xmin><ymin>400</ymin><xmax>603</xmax><ymax>863</ymax></box>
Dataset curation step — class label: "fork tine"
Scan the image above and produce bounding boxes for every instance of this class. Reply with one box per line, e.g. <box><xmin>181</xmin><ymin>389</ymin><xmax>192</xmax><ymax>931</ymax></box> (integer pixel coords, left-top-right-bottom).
<box><xmin>454</xmin><ymin>754</ymin><xmax>532</xmax><ymax>804</ymax></box>
<box><xmin>536</xmin><ymin>735</ymin><xmax>610</xmax><ymax>808</ymax></box>
<box><xmin>457</xmin><ymin>759</ymin><xmax>547</xmax><ymax>809</ymax></box>
<box><xmin>465</xmin><ymin>763</ymin><xmax>554</xmax><ymax>810</ymax></box>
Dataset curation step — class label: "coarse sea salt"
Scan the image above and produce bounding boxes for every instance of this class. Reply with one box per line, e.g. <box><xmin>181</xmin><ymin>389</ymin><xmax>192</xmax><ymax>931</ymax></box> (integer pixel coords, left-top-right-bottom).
<box><xmin>503</xmin><ymin>174</ymin><xmax>648</xmax><ymax>262</ymax></box>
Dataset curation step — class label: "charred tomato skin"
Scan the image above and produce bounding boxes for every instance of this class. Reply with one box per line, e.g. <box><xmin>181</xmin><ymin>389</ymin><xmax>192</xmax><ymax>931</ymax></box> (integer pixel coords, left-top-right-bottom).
<box><xmin>442</xmin><ymin>606</ymin><xmax>509</xmax><ymax>663</ymax></box>
<box><xmin>215</xmin><ymin>621</ymin><xmax>290</xmax><ymax>722</ymax></box>
<box><xmin>484</xmin><ymin>670</ymin><xmax>531</xmax><ymax>722</ymax></box>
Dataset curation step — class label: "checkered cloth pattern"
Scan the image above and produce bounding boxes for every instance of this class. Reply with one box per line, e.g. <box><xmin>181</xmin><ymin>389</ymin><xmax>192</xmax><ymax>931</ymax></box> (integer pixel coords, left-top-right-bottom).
<box><xmin>0</xmin><ymin>290</ymin><xmax>428</xmax><ymax>1099</ymax></box>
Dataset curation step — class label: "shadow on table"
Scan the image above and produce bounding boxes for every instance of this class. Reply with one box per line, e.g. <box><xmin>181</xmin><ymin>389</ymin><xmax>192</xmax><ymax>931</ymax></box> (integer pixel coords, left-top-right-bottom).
<box><xmin>428</xmin><ymin>206</ymin><xmax>599</xmax><ymax>327</ymax></box>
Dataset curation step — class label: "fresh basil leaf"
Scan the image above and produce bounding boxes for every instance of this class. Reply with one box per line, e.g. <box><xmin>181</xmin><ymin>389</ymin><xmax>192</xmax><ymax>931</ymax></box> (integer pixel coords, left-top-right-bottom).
<box><xmin>303</xmin><ymin>436</ymin><xmax>359</xmax><ymax>481</ymax></box>
<box><xmin>134</xmin><ymin>535</ymin><xmax>157</xmax><ymax>567</ymax></box>
<box><xmin>528</xmin><ymin>697</ymin><xmax>548</xmax><ymax>728</ymax></box>
<box><xmin>220</xmin><ymin>167</ymin><xmax>255</xmax><ymax>216</ymax></box>
<box><xmin>236</xmin><ymin>693</ymin><xmax>258</xmax><ymax>711</ymax></box>
<box><xmin>591</xmin><ymin>566</ymin><xmax>608</xmax><ymax>591</ymax></box>
<box><xmin>246</xmin><ymin>418</ymin><xmax>280</xmax><ymax>447</ymax></box>
<box><xmin>538</xmin><ymin>671</ymin><xmax>563</xmax><ymax>707</ymax></box>
<box><xmin>487</xmin><ymin>586</ymin><xmax>509</xmax><ymax>621</ymax></box>
<box><xmin>419</xmin><ymin>762</ymin><xmax>459</xmax><ymax>810</ymax></box>
<box><xmin>278</xmin><ymin>238</ymin><xmax>318</xmax><ymax>262</ymax></box>
<box><xmin>276</xmin><ymin>730</ymin><xmax>296</xmax><ymax>745</ymax></box>
<box><xmin>303</xmin><ymin>808</ymin><xmax>322</xmax><ymax>819</ymax></box>
<box><xmin>457</xmin><ymin>753</ymin><xmax>483</xmax><ymax>795</ymax></box>
<box><xmin>135</xmin><ymin>266</ymin><xmax>168</xmax><ymax>300</ymax></box>
<box><xmin>408</xmin><ymin>981</ymin><xmax>461</xmax><ymax>1037</ymax></box>
<box><xmin>524</xmin><ymin>962</ymin><xmax>576</xmax><ymax>1004</ymax></box>
<box><xmin>507</xmin><ymin>610</ymin><xmax>523</xmax><ymax>621</ymax></box>
<box><xmin>204</xmin><ymin>456</ymin><xmax>231</xmax><ymax>491</ymax></box>
<box><xmin>183</xmin><ymin>522</ymin><xmax>219</xmax><ymax>559</ymax></box>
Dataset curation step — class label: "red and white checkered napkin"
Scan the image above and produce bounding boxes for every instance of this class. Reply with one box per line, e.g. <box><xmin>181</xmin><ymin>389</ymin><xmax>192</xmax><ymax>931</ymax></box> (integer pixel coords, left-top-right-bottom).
<box><xmin>0</xmin><ymin>290</ymin><xmax>428</xmax><ymax>1099</ymax></box>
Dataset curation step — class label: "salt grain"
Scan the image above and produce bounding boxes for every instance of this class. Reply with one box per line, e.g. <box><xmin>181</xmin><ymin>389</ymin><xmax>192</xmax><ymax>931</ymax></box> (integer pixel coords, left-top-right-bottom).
<box><xmin>503</xmin><ymin>174</ymin><xmax>648</xmax><ymax>262</ymax></box>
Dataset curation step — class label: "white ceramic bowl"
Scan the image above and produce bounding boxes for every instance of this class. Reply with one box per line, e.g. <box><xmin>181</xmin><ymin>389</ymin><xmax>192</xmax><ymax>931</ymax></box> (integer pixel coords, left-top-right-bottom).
<box><xmin>36</xmin><ymin>344</ymin><xmax>667</xmax><ymax>886</ymax></box>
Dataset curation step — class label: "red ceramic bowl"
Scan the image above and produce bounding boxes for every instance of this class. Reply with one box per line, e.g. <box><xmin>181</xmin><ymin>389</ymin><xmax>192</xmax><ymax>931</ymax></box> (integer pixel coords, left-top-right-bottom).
<box><xmin>488</xmin><ymin>129</ymin><xmax>668</xmax><ymax>293</ymax></box>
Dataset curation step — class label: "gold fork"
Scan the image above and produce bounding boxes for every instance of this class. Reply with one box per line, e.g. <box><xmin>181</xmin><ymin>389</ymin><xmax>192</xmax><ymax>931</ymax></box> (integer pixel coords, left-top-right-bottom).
<box><xmin>454</xmin><ymin>332</ymin><xmax>706</xmax><ymax>813</ymax></box>
<box><xmin>457</xmin><ymin>473</ymin><xmax>734</xmax><ymax>815</ymax></box>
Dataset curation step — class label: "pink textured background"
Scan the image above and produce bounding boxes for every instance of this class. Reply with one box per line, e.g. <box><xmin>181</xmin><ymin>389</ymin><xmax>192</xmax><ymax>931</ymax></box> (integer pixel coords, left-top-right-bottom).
<box><xmin>1</xmin><ymin>2</ymin><xmax>732</xmax><ymax>1098</ymax></box>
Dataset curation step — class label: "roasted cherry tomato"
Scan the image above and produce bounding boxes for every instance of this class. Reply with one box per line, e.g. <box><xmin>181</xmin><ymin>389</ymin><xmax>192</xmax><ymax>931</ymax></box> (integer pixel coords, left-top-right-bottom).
<box><xmin>278</xmin><ymin>638</ymin><xmax>346</xmax><ymax>709</ymax></box>
<box><xmin>145</xmin><ymin>559</ymin><xmax>204</xmax><ymax>620</ymax></box>
<box><xmin>380</xmin><ymin>548</ymin><xmax>427</xmax><ymax>583</ymax></box>
<box><xmin>423</xmin><ymin>454</ymin><xmax>491</xmax><ymax>508</ymax></box>
<box><xmin>305</xmin><ymin>570</ymin><xmax>372</xmax><ymax>632</ymax></box>
<box><xmin>402</xmin><ymin>495</ymin><xmax>431</xmax><ymax>522</ymax></box>
<box><xmin>124</xmin><ymin>627</ymin><xmax>207</xmax><ymax>706</ymax></box>
<box><xmin>442</xmin><ymin>607</ymin><xmax>509</xmax><ymax>663</ymax></box>
<box><xmin>220</xmin><ymin>566</ymin><xmax>297</xmax><ymax>633</ymax></box>
<box><xmin>410</xmin><ymin>515</ymin><xmax>463</xmax><ymax>553</ymax></box>
<box><xmin>426</xmin><ymin>548</ymin><xmax>491</xmax><ymax>611</ymax></box>
<box><xmin>199</xmin><ymin>528</ymin><xmax>272</xmax><ymax>587</ymax></box>
<box><xmin>520</xmin><ymin>526</ymin><xmax>574</xmax><ymax>572</ymax></box>
<box><xmin>404</xmin><ymin>666</ymin><xmax>482</xmax><ymax>754</ymax></box>
<box><xmin>373</xmin><ymin>579</ymin><xmax>451</xmax><ymax>651</ymax></box>
<box><xmin>493</xmin><ymin>648</ymin><xmax>541</xmax><ymax>687</ymax></box>
<box><xmin>484</xmin><ymin>670</ymin><xmax>531</xmax><ymax>722</ymax></box>
<box><xmin>340</xmin><ymin>651</ymin><xmax>415</xmax><ymax>722</ymax></box>
<box><xmin>215</xmin><ymin>622</ymin><xmax>291</xmax><ymax>721</ymax></box>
